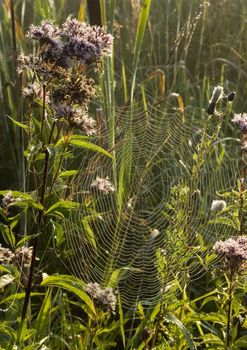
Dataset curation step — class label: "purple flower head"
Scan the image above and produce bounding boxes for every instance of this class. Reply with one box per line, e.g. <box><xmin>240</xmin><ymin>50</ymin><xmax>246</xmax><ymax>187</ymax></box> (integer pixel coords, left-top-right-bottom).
<box><xmin>232</xmin><ymin>113</ymin><xmax>247</xmax><ymax>131</ymax></box>
<box><xmin>213</xmin><ymin>236</ymin><xmax>247</xmax><ymax>273</ymax></box>
<box><xmin>26</xmin><ymin>20</ymin><xmax>61</xmax><ymax>43</ymax></box>
<box><xmin>62</xmin><ymin>18</ymin><xmax>88</xmax><ymax>37</ymax></box>
<box><xmin>62</xmin><ymin>18</ymin><xmax>113</xmax><ymax>64</ymax></box>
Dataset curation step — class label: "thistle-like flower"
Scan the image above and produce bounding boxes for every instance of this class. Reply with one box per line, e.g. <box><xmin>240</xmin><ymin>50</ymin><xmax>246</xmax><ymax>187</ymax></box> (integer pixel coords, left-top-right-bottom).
<box><xmin>86</xmin><ymin>282</ymin><xmax>117</xmax><ymax>314</ymax></box>
<box><xmin>210</xmin><ymin>200</ymin><xmax>226</xmax><ymax>212</ymax></box>
<box><xmin>231</xmin><ymin>113</ymin><xmax>247</xmax><ymax>131</ymax></box>
<box><xmin>90</xmin><ymin>177</ymin><xmax>115</xmax><ymax>194</ymax></box>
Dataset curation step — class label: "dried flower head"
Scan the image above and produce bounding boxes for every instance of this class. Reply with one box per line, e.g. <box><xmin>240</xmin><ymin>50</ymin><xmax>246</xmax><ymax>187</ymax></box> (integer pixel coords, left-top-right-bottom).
<box><xmin>0</xmin><ymin>244</ymin><xmax>15</xmax><ymax>264</ymax></box>
<box><xmin>91</xmin><ymin>177</ymin><xmax>115</xmax><ymax>194</ymax></box>
<box><xmin>213</xmin><ymin>236</ymin><xmax>247</xmax><ymax>273</ymax></box>
<box><xmin>232</xmin><ymin>113</ymin><xmax>247</xmax><ymax>131</ymax></box>
<box><xmin>14</xmin><ymin>246</ymin><xmax>33</xmax><ymax>267</ymax></box>
<box><xmin>86</xmin><ymin>282</ymin><xmax>117</xmax><ymax>313</ymax></box>
<box><xmin>207</xmin><ymin>85</ymin><xmax>224</xmax><ymax>115</ymax></box>
<box><xmin>18</xmin><ymin>54</ymin><xmax>68</xmax><ymax>79</ymax></box>
<box><xmin>210</xmin><ymin>200</ymin><xmax>226</xmax><ymax>212</ymax></box>
<box><xmin>209</xmin><ymin>86</ymin><xmax>224</xmax><ymax>105</ymax></box>
<box><xmin>52</xmin><ymin>76</ymin><xmax>96</xmax><ymax>106</ymax></box>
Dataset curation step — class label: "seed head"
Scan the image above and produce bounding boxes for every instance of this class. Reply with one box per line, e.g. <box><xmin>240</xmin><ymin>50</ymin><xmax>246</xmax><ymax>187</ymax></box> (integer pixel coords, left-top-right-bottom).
<box><xmin>207</xmin><ymin>85</ymin><xmax>224</xmax><ymax>115</ymax></box>
<box><xmin>210</xmin><ymin>200</ymin><xmax>226</xmax><ymax>212</ymax></box>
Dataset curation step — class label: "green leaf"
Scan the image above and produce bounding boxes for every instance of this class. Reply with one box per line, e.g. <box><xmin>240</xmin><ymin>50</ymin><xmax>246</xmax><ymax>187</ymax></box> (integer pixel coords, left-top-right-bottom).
<box><xmin>0</xmin><ymin>223</ymin><xmax>15</xmax><ymax>247</ymax></box>
<box><xmin>108</xmin><ymin>267</ymin><xmax>141</xmax><ymax>289</ymax></box>
<box><xmin>7</xmin><ymin>115</ymin><xmax>28</xmax><ymax>131</ymax></box>
<box><xmin>0</xmin><ymin>191</ymin><xmax>43</xmax><ymax>210</ymax></box>
<box><xmin>208</xmin><ymin>217</ymin><xmax>236</xmax><ymax>228</ymax></box>
<box><xmin>45</xmin><ymin>200</ymin><xmax>80</xmax><ymax>215</ymax></box>
<box><xmin>233</xmin><ymin>336</ymin><xmax>247</xmax><ymax>347</ymax></box>
<box><xmin>35</xmin><ymin>287</ymin><xmax>52</xmax><ymax>335</ymax></box>
<box><xmin>165</xmin><ymin>314</ymin><xmax>197</xmax><ymax>350</ymax></box>
<box><xmin>0</xmin><ymin>207</ymin><xmax>8</xmax><ymax>222</ymax></box>
<box><xmin>81</xmin><ymin>218</ymin><xmax>96</xmax><ymax>249</ymax></box>
<box><xmin>41</xmin><ymin>275</ymin><xmax>96</xmax><ymax>315</ymax></box>
<box><xmin>70</xmin><ymin>139</ymin><xmax>113</xmax><ymax>158</ymax></box>
<box><xmin>0</xmin><ymin>292</ymin><xmax>43</xmax><ymax>304</ymax></box>
<box><xmin>118</xmin><ymin>291</ymin><xmax>126</xmax><ymax>348</ymax></box>
<box><xmin>201</xmin><ymin>333</ymin><xmax>224</xmax><ymax>347</ymax></box>
<box><xmin>51</xmin><ymin>220</ymin><xmax>64</xmax><ymax>246</ymax></box>
<box><xmin>58</xmin><ymin>170</ymin><xmax>78</xmax><ymax>178</ymax></box>
<box><xmin>16</xmin><ymin>234</ymin><xmax>40</xmax><ymax>249</ymax></box>
<box><xmin>56</xmin><ymin>135</ymin><xmax>113</xmax><ymax>158</ymax></box>
<box><xmin>0</xmin><ymin>274</ymin><xmax>15</xmax><ymax>289</ymax></box>
<box><xmin>132</xmin><ymin>0</ymin><xmax>152</xmax><ymax>79</ymax></box>
<box><xmin>55</xmin><ymin>134</ymin><xmax>89</xmax><ymax>146</ymax></box>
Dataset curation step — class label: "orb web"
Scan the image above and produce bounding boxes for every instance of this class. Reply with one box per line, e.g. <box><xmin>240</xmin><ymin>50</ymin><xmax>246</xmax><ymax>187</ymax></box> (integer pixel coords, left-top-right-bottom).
<box><xmin>58</xmin><ymin>86</ymin><xmax>241</xmax><ymax>307</ymax></box>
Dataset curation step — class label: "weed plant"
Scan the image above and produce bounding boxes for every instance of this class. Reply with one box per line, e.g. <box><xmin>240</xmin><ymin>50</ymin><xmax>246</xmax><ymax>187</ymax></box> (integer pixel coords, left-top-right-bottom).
<box><xmin>0</xmin><ymin>1</ymin><xmax>247</xmax><ymax>349</ymax></box>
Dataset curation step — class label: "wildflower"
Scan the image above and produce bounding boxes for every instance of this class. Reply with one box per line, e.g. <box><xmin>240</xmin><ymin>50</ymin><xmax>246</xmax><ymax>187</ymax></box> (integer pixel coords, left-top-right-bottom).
<box><xmin>52</xmin><ymin>76</ymin><xmax>96</xmax><ymax>106</ymax></box>
<box><xmin>1</xmin><ymin>191</ymin><xmax>22</xmax><ymax>208</ymax></box>
<box><xmin>86</xmin><ymin>282</ymin><xmax>117</xmax><ymax>313</ymax></box>
<box><xmin>90</xmin><ymin>177</ymin><xmax>115</xmax><ymax>194</ymax></box>
<box><xmin>210</xmin><ymin>200</ymin><xmax>226</xmax><ymax>212</ymax></box>
<box><xmin>51</xmin><ymin>103</ymin><xmax>96</xmax><ymax>135</ymax></box>
<box><xmin>207</xmin><ymin>85</ymin><xmax>224</xmax><ymax>115</ymax></box>
<box><xmin>213</xmin><ymin>236</ymin><xmax>247</xmax><ymax>273</ymax></box>
<box><xmin>0</xmin><ymin>245</ymin><xmax>15</xmax><ymax>264</ymax></box>
<box><xmin>231</xmin><ymin>113</ymin><xmax>247</xmax><ymax>131</ymax></box>
<box><xmin>68</xmin><ymin>109</ymin><xmax>96</xmax><ymax>135</ymax></box>
<box><xmin>18</xmin><ymin>54</ymin><xmax>68</xmax><ymax>79</ymax></box>
<box><xmin>62</xmin><ymin>18</ymin><xmax>113</xmax><ymax>64</ymax></box>
<box><xmin>22</xmin><ymin>82</ymin><xmax>49</xmax><ymax>102</ymax></box>
<box><xmin>14</xmin><ymin>246</ymin><xmax>33</xmax><ymax>267</ymax></box>
<box><xmin>17</xmin><ymin>54</ymin><xmax>41</xmax><ymax>73</ymax></box>
<box><xmin>26</xmin><ymin>20</ymin><xmax>61</xmax><ymax>44</ymax></box>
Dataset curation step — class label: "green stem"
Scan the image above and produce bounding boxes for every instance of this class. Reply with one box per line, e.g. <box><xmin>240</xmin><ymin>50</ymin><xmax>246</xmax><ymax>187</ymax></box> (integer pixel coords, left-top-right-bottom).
<box><xmin>20</xmin><ymin>86</ymin><xmax>51</xmax><ymax>329</ymax></box>
<box><xmin>226</xmin><ymin>272</ymin><xmax>233</xmax><ymax>349</ymax></box>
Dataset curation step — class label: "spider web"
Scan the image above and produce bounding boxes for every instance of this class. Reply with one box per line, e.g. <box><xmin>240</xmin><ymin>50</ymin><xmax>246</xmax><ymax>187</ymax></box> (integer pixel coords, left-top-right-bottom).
<box><xmin>60</xmin><ymin>85</ymin><xmax>240</xmax><ymax>306</ymax></box>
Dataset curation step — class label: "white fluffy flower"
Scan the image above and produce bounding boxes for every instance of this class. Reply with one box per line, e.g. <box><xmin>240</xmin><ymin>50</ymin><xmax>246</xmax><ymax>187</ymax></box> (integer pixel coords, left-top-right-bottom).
<box><xmin>210</xmin><ymin>200</ymin><xmax>226</xmax><ymax>212</ymax></box>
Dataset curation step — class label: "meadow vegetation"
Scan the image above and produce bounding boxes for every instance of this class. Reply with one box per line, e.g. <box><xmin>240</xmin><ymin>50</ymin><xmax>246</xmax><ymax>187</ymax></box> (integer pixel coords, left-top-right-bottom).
<box><xmin>0</xmin><ymin>0</ymin><xmax>247</xmax><ymax>349</ymax></box>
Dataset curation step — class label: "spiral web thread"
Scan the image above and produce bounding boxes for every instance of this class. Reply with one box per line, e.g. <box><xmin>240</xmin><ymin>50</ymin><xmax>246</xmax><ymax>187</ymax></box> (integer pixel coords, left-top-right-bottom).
<box><xmin>58</xmin><ymin>79</ymin><xmax>241</xmax><ymax>307</ymax></box>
